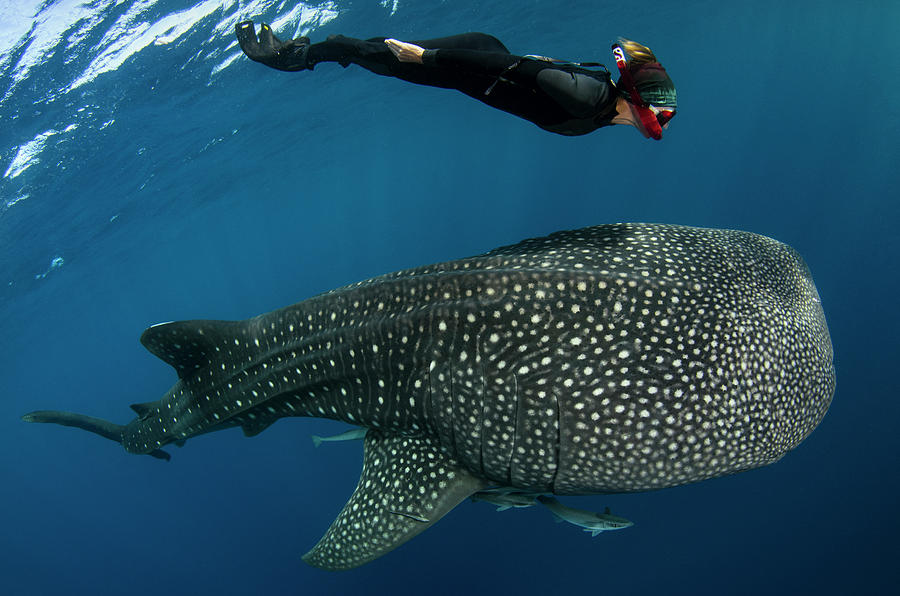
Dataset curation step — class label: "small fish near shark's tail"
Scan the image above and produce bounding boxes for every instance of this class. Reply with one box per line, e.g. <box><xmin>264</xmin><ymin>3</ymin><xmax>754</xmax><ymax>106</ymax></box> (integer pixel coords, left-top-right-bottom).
<box><xmin>21</xmin><ymin>410</ymin><xmax>171</xmax><ymax>461</ymax></box>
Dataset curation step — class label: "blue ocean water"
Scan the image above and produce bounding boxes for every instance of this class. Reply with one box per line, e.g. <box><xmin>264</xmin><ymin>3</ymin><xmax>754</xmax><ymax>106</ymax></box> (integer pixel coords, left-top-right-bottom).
<box><xmin>1</xmin><ymin>0</ymin><xmax>898</xmax><ymax>594</ymax></box>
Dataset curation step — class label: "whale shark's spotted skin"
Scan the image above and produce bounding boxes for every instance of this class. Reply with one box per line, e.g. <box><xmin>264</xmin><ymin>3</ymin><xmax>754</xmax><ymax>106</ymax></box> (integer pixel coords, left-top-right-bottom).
<box><xmin>24</xmin><ymin>224</ymin><xmax>834</xmax><ymax>570</ymax></box>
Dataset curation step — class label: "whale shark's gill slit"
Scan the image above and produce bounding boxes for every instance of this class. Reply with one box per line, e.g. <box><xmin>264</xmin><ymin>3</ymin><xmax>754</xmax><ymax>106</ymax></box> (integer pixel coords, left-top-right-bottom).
<box><xmin>508</xmin><ymin>373</ymin><xmax>520</xmax><ymax>486</ymax></box>
<box><xmin>428</xmin><ymin>361</ymin><xmax>449</xmax><ymax>449</ymax></box>
<box><xmin>389</xmin><ymin>510</ymin><xmax>429</xmax><ymax>523</ymax></box>
<box><xmin>478</xmin><ymin>333</ymin><xmax>487</xmax><ymax>479</ymax></box>
<box><xmin>383</xmin><ymin>336</ymin><xmax>396</xmax><ymax>426</ymax></box>
<box><xmin>550</xmin><ymin>390</ymin><xmax>561</xmax><ymax>492</ymax></box>
<box><xmin>448</xmin><ymin>364</ymin><xmax>458</xmax><ymax>456</ymax></box>
<box><xmin>423</xmin><ymin>367</ymin><xmax>434</xmax><ymax>435</ymax></box>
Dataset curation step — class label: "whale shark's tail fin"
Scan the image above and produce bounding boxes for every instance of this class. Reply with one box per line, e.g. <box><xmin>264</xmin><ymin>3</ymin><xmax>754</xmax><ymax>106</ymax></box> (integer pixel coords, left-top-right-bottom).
<box><xmin>21</xmin><ymin>410</ymin><xmax>170</xmax><ymax>461</ymax></box>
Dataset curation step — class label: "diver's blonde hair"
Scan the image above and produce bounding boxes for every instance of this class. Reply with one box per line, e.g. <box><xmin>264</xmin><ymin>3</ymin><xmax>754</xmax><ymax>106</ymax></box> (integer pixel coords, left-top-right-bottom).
<box><xmin>617</xmin><ymin>38</ymin><xmax>657</xmax><ymax>65</ymax></box>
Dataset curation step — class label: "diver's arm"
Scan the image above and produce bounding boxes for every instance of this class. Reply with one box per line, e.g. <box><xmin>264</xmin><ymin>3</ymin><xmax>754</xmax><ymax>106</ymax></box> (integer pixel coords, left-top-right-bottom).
<box><xmin>386</xmin><ymin>39</ymin><xmax>517</xmax><ymax>76</ymax></box>
<box><xmin>420</xmin><ymin>47</ymin><xmax>521</xmax><ymax>76</ymax></box>
<box><xmin>385</xmin><ymin>39</ymin><xmax>425</xmax><ymax>63</ymax></box>
<box><xmin>388</xmin><ymin>38</ymin><xmax>555</xmax><ymax>87</ymax></box>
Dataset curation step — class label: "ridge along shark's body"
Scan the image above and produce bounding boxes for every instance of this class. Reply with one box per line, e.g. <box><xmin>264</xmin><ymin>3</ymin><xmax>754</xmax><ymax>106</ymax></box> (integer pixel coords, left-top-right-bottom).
<box><xmin>23</xmin><ymin>224</ymin><xmax>835</xmax><ymax>570</ymax></box>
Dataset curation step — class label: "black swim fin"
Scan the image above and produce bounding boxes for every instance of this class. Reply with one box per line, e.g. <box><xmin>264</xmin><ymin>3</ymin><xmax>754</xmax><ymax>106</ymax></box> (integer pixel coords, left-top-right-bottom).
<box><xmin>235</xmin><ymin>20</ymin><xmax>311</xmax><ymax>72</ymax></box>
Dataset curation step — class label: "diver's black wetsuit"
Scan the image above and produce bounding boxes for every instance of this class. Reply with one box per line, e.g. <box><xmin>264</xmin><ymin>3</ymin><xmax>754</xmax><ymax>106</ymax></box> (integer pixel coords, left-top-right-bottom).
<box><xmin>304</xmin><ymin>33</ymin><xmax>620</xmax><ymax>136</ymax></box>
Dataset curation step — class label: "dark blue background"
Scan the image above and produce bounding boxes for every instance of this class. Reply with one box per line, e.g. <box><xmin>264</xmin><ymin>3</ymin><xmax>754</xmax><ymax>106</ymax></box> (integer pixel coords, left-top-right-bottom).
<box><xmin>1</xmin><ymin>1</ymin><xmax>898</xmax><ymax>594</ymax></box>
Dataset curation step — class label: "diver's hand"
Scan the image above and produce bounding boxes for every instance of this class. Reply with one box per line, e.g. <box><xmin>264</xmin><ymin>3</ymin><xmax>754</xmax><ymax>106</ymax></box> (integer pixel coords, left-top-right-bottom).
<box><xmin>385</xmin><ymin>39</ymin><xmax>425</xmax><ymax>64</ymax></box>
<box><xmin>235</xmin><ymin>20</ymin><xmax>310</xmax><ymax>72</ymax></box>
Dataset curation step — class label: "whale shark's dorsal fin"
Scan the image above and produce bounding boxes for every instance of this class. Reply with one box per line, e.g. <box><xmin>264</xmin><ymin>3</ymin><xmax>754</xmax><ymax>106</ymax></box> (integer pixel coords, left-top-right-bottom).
<box><xmin>130</xmin><ymin>401</ymin><xmax>156</xmax><ymax>417</ymax></box>
<box><xmin>140</xmin><ymin>320</ymin><xmax>243</xmax><ymax>379</ymax></box>
<box><xmin>302</xmin><ymin>431</ymin><xmax>487</xmax><ymax>570</ymax></box>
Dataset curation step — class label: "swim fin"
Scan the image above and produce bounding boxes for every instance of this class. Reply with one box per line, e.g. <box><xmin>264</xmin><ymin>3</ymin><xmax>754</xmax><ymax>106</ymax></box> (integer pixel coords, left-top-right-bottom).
<box><xmin>236</xmin><ymin>21</ymin><xmax>311</xmax><ymax>72</ymax></box>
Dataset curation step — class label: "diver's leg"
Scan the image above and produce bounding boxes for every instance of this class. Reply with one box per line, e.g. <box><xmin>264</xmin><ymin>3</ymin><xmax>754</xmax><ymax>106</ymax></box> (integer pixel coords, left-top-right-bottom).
<box><xmin>306</xmin><ymin>32</ymin><xmax>510</xmax><ymax>71</ymax></box>
<box><xmin>236</xmin><ymin>21</ymin><xmax>531</xmax><ymax>105</ymax></box>
<box><xmin>306</xmin><ymin>35</ymin><xmax>396</xmax><ymax>74</ymax></box>
<box><xmin>235</xmin><ymin>22</ymin><xmax>549</xmax><ymax>128</ymax></box>
<box><xmin>306</xmin><ymin>34</ymin><xmax>519</xmax><ymax>94</ymax></box>
<box><xmin>236</xmin><ymin>20</ymin><xmax>513</xmax><ymax>83</ymax></box>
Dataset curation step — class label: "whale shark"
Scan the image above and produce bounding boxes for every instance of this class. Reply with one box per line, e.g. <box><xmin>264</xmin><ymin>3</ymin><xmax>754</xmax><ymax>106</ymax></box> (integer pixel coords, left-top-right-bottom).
<box><xmin>22</xmin><ymin>223</ymin><xmax>834</xmax><ymax>570</ymax></box>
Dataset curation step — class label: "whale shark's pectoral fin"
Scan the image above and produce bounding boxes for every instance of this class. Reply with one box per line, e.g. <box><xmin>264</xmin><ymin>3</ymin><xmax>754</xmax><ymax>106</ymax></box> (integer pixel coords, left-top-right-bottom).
<box><xmin>147</xmin><ymin>448</ymin><xmax>172</xmax><ymax>460</ymax></box>
<box><xmin>302</xmin><ymin>431</ymin><xmax>487</xmax><ymax>570</ymax></box>
<box><xmin>140</xmin><ymin>320</ymin><xmax>244</xmax><ymax>379</ymax></box>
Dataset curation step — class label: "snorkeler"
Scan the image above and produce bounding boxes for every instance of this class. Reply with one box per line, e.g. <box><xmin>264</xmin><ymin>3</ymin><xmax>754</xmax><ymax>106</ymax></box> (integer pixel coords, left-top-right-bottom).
<box><xmin>235</xmin><ymin>22</ymin><xmax>677</xmax><ymax>139</ymax></box>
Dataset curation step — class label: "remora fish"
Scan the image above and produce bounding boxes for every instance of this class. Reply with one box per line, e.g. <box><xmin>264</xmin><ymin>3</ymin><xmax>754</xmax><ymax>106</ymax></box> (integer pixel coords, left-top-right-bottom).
<box><xmin>22</xmin><ymin>223</ymin><xmax>835</xmax><ymax>570</ymax></box>
<box><xmin>537</xmin><ymin>495</ymin><xmax>633</xmax><ymax>535</ymax></box>
<box><xmin>471</xmin><ymin>489</ymin><xmax>542</xmax><ymax>511</ymax></box>
<box><xmin>311</xmin><ymin>427</ymin><xmax>368</xmax><ymax>447</ymax></box>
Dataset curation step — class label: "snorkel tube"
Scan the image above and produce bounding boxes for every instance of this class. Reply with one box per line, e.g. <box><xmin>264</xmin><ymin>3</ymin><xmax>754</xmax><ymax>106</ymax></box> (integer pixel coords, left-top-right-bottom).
<box><xmin>612</xmin><ymin>43</ymin><xmax>664</xmax><ymax>140</ymax></box>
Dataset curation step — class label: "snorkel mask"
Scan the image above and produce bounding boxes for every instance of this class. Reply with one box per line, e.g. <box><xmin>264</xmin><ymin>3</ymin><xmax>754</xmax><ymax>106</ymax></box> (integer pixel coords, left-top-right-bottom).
<box><xmin>612</xmin><ymin>44</ymin><xmax>676</xmax><ymax>140</ymax></box>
